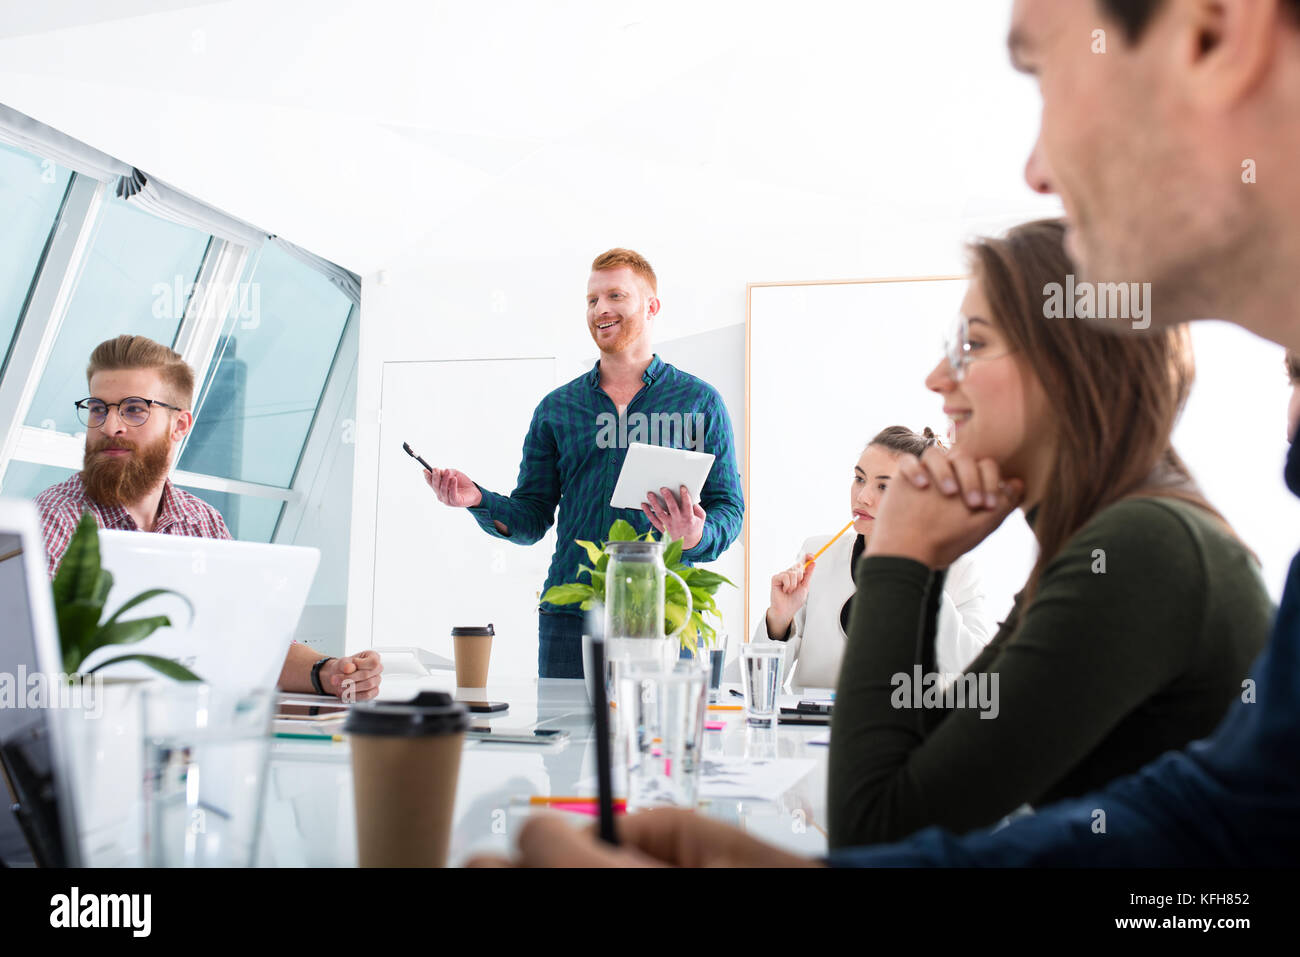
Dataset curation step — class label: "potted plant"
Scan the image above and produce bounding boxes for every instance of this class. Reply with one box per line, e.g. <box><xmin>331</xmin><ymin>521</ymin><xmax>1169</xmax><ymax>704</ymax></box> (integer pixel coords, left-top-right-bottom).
<box><xmin>53</xmin><ymin>512</ymin><xmax>198</xmax><ymax>681</ymax></box>
<box><xmin>541</xmin><ymin>519</ymin><xmax>734</xmax><ymax>656</ymax></box>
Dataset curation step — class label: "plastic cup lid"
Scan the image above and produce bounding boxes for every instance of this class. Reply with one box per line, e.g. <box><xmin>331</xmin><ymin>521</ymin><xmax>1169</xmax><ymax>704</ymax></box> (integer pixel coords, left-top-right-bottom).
<box><xmin>343</xmin><ymin>691</ymin><xmax>470</xmax><ymax>737</ymax></box>
<box><xmin>451</xmin><ymin>625</ymin><xmax>495</xmax><ymax>637</ymax></box>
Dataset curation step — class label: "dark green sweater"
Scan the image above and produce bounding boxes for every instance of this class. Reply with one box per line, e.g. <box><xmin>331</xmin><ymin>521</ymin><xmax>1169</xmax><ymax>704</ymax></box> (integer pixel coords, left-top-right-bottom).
<box><xmin>827</xmin><ymin>496</ymin><xmax>1273</xmax><ymax>849</ymax></box>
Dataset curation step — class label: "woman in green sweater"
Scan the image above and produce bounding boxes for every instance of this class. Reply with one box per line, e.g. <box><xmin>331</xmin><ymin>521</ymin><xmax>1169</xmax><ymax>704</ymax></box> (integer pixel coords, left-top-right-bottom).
<box><xmin>827</xmin><ymin>219</ymin><xmax>1272</xmax><ymax>848</ymax></box>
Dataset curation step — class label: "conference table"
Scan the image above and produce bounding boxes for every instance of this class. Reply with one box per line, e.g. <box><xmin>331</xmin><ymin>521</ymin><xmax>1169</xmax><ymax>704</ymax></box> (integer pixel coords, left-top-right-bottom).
<box><xmin>260</xmin><ymin>676</ymin><xmax>831</xmax><ymax>867</ymax></box>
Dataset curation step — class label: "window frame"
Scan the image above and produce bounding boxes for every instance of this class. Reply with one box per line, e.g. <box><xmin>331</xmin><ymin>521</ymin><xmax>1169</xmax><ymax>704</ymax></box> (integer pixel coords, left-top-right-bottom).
<box><xmin>0</xmin><ymin>157</ymin><xmax>357</xmax><ymax>544</ymax></box>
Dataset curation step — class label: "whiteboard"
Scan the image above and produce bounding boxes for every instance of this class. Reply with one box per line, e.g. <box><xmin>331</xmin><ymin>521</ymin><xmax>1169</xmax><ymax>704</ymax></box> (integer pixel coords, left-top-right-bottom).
<box><xmin>747</xmin><ymin>278</ymin><xmax>1038</xmax><ymax>639</ymax></box>
<box><xmin>374</xmin><ymin>358</ymin><xmax>558</xmax><ymax>682</ymax></box>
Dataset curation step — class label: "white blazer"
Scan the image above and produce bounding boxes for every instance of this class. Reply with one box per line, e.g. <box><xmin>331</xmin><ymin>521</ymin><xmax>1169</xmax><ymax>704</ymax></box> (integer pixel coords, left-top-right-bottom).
<box><xmin>752</xmin><ymin>532</ymin><xmax>993</xmax><ymax>690</ymax></box>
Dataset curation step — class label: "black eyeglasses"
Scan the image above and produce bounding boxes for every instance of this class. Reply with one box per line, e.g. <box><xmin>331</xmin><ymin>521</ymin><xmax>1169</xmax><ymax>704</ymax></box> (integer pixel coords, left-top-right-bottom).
<box><xmin>74</xmin><ymin>396</ymin><xmax>184</xmax><ymax>428</ymax></box>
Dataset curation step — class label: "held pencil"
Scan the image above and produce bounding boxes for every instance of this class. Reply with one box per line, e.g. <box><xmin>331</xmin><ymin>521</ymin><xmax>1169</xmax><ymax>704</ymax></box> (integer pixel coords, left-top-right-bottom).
<box><xmin>804</xmin><ymin>519</ymin><xmax>856</xmax><ymax>567</ymax></box>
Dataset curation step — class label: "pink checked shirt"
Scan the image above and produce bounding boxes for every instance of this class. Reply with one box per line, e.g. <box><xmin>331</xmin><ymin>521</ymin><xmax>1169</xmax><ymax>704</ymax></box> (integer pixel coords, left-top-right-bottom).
<box><xmin>35</xmin><ymin>473</ymin><xmax>231</xmax><ymax>578</ymax></box>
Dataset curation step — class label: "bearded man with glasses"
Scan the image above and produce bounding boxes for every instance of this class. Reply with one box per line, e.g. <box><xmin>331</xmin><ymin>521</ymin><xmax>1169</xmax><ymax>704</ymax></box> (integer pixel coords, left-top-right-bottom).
<box><xmin>34</xmin><ymin>333</ymin><xmax>383</xmax><ymax>701</ymax></box>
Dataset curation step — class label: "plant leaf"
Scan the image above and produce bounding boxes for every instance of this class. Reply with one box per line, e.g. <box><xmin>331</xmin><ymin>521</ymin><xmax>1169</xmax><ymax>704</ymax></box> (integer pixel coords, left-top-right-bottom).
<box><xmin>56</xmin><ymin>600</ymin><xmax>106</xmax><ymax>674</ymax></box>
<box><xmin>690</xmin><ymin>611</ymin><xmax>715</xmax><ymax>649</ymax></box>
<box><xmin>607</xmin><ymin>519</ymin><xmax>638</xmax><ymax>542</ymax></box>
<box><xmin>52</xmin><ymin>512</ymin><xmax>103</xmax><ymax>607</ymax></box>
<box><xmin>595</xmin><ymin>551</ymin><xmax>610</xmax><ymax>572</ymax></box>
<box><xmin>102</xmin><ymin>588</ymin><xmax>194</xmax><ymax>630</ymax></box>
<box><xmin>683</xmin><ymin>568</ymin><xmax>734</xmax><ymax>589</ymax></box>
<box><xmin>575</xmin><ymin>540</ymin><xmax>604</xmax><ymax>565</ymax></box>
<box><xmin>677</xmin><ymin>610</ymin><xmax>699</xmax><ymax>655</ymax></box>
<box><xmin>663</xmin><ymin>538</ymin><xmax>684</xmax><ymax>567</ymax></box>
<box><xmin>688</xmin><ymin>587</ymin><xmax>718</xmax><ymax>613</ymax></box>
<box><xmin>91</xmin><ymin>615</ymin><xmax>174</xmax><ymax>652</ymax></box>
<box><xmin>665</xmin><ymin>601</ymin><xmax>689</xmax><ymax>633</ymax></box>
<box><xmin>91</xmin><ymin>567</ymin><xmax>114</xmax><ymax>606</ymax></box>
<box><xmin>87</xmin><ymin>654</ymin><xmax>200</xmax><ymax>682</ymax></box>
<box><xmin>541</xmin><ymin>583</ymin><xmax>595</xmax><ymax>606</ymax></box>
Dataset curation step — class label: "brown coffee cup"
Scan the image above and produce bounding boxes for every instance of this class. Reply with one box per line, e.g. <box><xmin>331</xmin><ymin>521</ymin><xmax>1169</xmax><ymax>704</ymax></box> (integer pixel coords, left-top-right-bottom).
<box><xmin>344</xmin><ymin>691</ymin><xmax>469</xmax><ymax>867</ymax></box>
<box><xmin>452</xmin><ymin>624</ymin><xmax>494</xmax><ymax>688</ymax></box>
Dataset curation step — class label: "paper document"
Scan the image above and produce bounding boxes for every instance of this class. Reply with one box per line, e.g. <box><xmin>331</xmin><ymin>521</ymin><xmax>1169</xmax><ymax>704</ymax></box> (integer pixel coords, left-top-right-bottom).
<box><xmin>579</xmin><ymin>757</ymin><xmax>817</xmax><ymax>801</ymax></box>
<box><xmin>610</xmin><ymin>442</ymin><xmax>715</xmax><ymax>510</ymax></box>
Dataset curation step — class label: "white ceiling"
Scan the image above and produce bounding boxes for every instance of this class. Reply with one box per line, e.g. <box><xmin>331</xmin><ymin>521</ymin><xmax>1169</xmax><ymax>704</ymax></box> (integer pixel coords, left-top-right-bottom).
<box><xmin>0</xmin><ymin>0</ymin><xmax>1060</xmax><ymax>273</ymax></box>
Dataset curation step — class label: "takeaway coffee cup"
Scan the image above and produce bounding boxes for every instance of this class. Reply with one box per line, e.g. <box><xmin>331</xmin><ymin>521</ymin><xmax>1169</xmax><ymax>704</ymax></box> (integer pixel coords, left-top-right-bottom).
<box><xmin>345</xmin><ymin>691</ymin><xmax>469</xmax><ymax>867</ymax></box>
<box><xmin>452</xmin><ymin>624</ymin><xmax>495</xmax><ymax>688</ymax></box>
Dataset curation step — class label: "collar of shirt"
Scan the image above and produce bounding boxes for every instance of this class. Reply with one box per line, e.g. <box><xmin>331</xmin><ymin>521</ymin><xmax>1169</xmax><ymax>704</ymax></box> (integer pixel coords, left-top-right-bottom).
<box><xmin>77</xmin><ymin>475</ymin><xmax>204</xmax><ymax>533</ymax></box>
<box><xmin>585</xmin><ymin>353</ymin><xmax>667</xmax><ymax>389</ymax></box>
<box><xmin>152</xmin><ymin>479</ymin><xmax>207</xmax><ymax>533</ymax></box>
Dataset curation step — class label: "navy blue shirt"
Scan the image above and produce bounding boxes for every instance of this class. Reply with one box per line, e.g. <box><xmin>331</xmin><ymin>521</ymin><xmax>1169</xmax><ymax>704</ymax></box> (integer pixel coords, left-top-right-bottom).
<box><xmin>830</xmin><ymin>441</ymin><xmax>1300</xmax><ymax>867</ymax></box>
<box><xmin>467</xmin><ymin>354</ymin><xmax>744</xmax><ymax>615</ymax></box>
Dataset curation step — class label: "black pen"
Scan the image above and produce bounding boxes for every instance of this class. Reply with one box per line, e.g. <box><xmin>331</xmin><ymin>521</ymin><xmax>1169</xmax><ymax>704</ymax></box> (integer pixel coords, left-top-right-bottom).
<box><xmin>730</xmin><ymin>688</ymin><xmax>744</xmax><ymax>699</ymax></box>
<box><xmin>402</xmin><ymin>441</ymin><xmax>435</xmax><ymax>472</ymax></box>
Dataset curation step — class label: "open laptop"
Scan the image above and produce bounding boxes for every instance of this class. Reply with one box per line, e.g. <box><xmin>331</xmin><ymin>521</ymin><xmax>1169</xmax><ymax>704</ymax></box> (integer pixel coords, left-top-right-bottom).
<box><xmin>0</xmin><ymin>498</ymin><xmax>82</xmax><ymax>867</ymax></box>
<box><xmin>2</xmin><ymin>509</ymin><xmax>320</xmax><ymax>866</ymax></box>
<box><xmin>90</xmin><ymin>530</ymin><xmax>320</xmax><ymax>691</ymax></box>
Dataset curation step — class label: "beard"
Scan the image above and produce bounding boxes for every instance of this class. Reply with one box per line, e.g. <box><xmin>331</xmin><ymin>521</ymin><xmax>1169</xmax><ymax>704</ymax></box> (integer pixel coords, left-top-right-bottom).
<box><xmin>81</xmin><ymin>432</ymin><xmax>173</xmax><ymax>508</ymax></box>
<box><xmin>588</xmin><ymin>314</ymin><xmax>644</xmax><ymax>354</ymax></box>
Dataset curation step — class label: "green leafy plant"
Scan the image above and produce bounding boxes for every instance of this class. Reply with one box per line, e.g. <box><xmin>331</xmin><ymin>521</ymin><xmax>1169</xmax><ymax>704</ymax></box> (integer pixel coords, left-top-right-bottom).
<box><xmin>541</xmin><ymin>519</ymin><xmax>734</xmax><ymax>655</ymax></box>
<box><xmin>52</xmin><ymin>512</ymin><xmax>199</xmax><ymax>681</ymax></box>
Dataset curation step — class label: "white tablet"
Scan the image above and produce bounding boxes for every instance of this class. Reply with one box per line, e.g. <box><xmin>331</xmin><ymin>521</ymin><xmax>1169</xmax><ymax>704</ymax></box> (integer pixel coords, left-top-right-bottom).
<box><xmin>610</xmin><ymin>442</ymin><xmax>715</xmax><ymax>510</ymax></box>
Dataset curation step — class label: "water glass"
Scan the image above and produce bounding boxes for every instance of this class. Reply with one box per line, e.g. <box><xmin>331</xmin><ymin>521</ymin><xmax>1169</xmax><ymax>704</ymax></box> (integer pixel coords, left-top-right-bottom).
<box><xmin>619</xmin><ymin>660</ymin><xmax>709</xmax><ymax>811</ymax></box>
<box><xmin>141</xmin><ymin>684</ymin><xmax>275</xmax><ymax>867</ymax></box>
<box><xmin>740</xmin><ymin>644</ymin><xmax>784</xmax><ymax>728</ymax></box>
<box><xmin>704</xmin><ymin>632</ymin><xmax>729</xmax><ymax>703</ymax></box>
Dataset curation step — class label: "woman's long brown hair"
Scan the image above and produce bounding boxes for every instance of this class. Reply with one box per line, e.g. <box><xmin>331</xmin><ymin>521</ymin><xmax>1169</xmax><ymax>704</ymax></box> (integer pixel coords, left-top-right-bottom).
<box><xmin>969</xmin><ymin>218</ymin><xmax>1243</xmax><ymax>606</ymax></box>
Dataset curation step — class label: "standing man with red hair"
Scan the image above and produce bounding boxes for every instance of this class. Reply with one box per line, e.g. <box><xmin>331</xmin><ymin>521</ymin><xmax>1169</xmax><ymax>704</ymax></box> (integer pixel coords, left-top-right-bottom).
<box><xmin>426</xmin><ymin>248</ymin><xmax>744</xmax><ymax>677</ymax></box>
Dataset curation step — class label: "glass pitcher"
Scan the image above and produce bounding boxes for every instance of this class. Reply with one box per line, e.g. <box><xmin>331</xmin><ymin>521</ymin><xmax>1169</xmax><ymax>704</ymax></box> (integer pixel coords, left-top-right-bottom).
<box><xmin>604</xmin><ymin>540</ymin><xmax>693</xmax><ymax>667</ymax></box>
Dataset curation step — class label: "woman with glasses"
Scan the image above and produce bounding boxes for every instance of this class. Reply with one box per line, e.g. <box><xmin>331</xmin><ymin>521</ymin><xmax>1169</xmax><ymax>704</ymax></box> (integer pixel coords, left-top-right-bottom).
<box><xmin>826</xmin><ymin>219</ymin><xmax>1272</xmax><ymax>848</ymax></box>
<box><xmin>754</xmin><ymin>425</ymin><xmax>993</xmax><ymax>689</ymax></box>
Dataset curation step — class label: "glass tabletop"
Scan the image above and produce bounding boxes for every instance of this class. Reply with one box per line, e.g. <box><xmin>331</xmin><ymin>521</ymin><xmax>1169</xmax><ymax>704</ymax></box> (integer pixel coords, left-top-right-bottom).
<box><xmin>259</xmin><ymin>676</ymin><xmax>830</xmax><ymax>867</ymax></box>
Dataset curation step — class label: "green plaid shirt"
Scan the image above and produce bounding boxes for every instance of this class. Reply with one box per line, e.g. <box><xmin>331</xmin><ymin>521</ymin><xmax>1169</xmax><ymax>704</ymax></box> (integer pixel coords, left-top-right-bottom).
<box><xmin>468</xmin><ymin>354</ymin><xmax>744</xmax><ymax>615</ymax></box>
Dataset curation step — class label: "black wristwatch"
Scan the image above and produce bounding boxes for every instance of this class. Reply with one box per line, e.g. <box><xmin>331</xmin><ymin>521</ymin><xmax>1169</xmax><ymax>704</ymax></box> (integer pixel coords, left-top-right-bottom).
<box><xmin>310</xmin><ymin>656</ymin><xmax>335</xmax><ymax>696</ymax></box>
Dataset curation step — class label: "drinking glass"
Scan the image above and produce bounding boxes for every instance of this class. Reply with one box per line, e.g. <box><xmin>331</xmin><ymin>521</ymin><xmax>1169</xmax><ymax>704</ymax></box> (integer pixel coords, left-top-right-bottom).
<box><xmin>141</xmin><ymin>684</ymin><xmax>275</xmax><ymax>867</ymax></box>
<box><xmin>619</xmin><ymin>660</ymin><xmax>709</xmax><ymax>811</ymax></box>
<box><xmin>740</xmin><ymin>644</ymin><xmax>784</xmax><ymax>729</ymax></box>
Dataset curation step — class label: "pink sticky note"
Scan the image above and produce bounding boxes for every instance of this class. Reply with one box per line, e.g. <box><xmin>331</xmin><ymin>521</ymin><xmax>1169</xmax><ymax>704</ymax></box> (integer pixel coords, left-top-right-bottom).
<box><xmin>550</xmin><ymin>802</ymin><xmax>626</xmax><ymax>816</ymax></box>
<box><xmin>704</xmin><ymin>720</ymin><xmax>726</xmax><ymax>731</ymax></box>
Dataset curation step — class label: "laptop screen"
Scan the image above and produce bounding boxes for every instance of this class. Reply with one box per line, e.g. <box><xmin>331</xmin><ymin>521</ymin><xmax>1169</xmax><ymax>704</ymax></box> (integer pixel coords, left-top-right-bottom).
<box><xmin>0</xmin><ymin>530</ymin><xmax>75</xmax><ymax>867</ymax></box>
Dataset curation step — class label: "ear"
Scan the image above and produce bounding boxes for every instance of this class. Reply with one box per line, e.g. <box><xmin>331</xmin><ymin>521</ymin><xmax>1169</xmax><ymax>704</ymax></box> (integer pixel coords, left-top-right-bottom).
<box><xmin>1179</xmin><ymin>0</ymin><xmax>1279</xmax><ymax>109</ymax></box>
<box><xmin>646</xmin><ymin>296</ymin><xmax>661</xmax><ymax>318</ymax></box>
<box><xmin>171</xmin><ymin>410</ymin><xmax>193</xmax><ymax>444</ymax></box>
